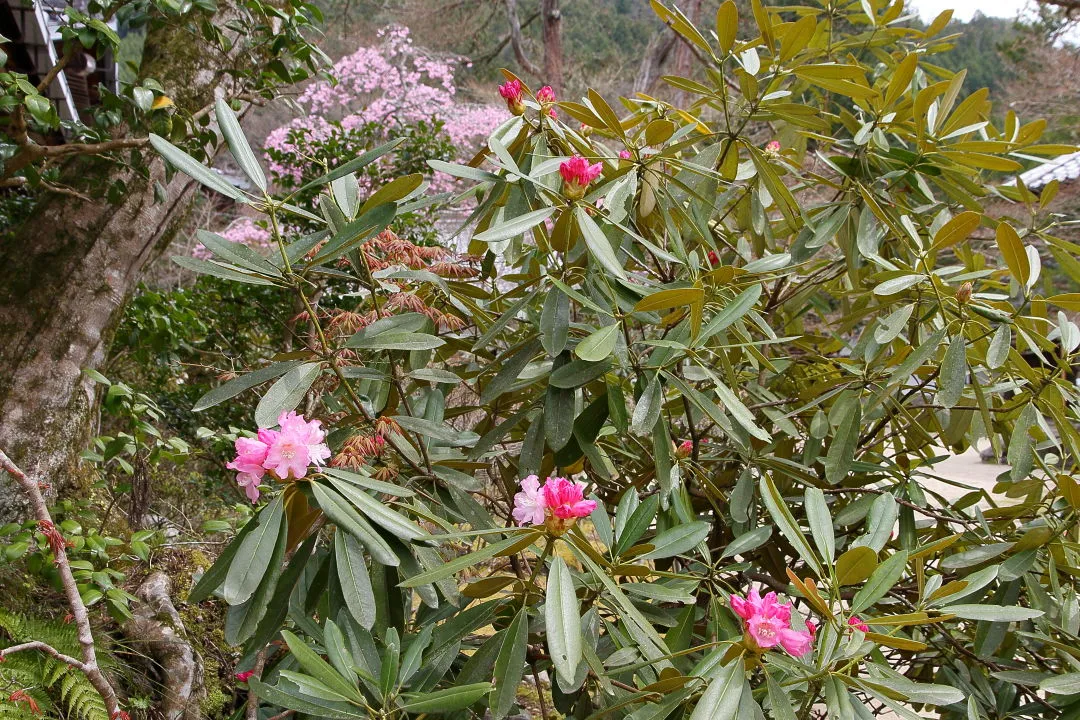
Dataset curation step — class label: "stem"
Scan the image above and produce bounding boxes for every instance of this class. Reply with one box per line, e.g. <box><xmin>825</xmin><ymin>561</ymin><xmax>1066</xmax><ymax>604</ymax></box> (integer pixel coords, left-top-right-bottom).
<box><xmin>0</xmin><ymin>449</ymin><xmax>123</xmax><ymax>719</ymax></box>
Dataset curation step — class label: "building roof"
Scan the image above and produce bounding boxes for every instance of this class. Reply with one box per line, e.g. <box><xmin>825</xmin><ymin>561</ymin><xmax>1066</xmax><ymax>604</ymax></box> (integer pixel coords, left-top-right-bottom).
<box><xmin>1017</xmin><ymin>151</ymin><xmax>1080</xmax><ymax>191</ymax></box>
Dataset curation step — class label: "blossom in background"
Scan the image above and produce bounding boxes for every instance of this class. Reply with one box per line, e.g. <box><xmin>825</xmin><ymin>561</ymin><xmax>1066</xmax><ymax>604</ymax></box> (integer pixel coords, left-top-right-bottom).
<box><xmin>226</xmin><ymin>412</ymin><xmax>331</xmax><ymax>503</ymax></box>
<box><xmin>675</xmin><ymin>439</ymin><xmax>693</xmax><ymax>458</ymax></box>
<box><xmin>499</xmin><ymin>79</ymin><xmax>526</xmax><ymax>115</ymax></box>
<box><xmin>559</xmin><ymin>155</ymin><xmax>603</xmax><ymax>200</ymax></box>
<box><xmin>619</xmin><ymin>149</ymin><xmax>632</xmax><ymax>160</ymax></box>
<box><xmin>848</xmin><ymin>616</ymin><xmax>869</xmax><ymax>633</ymax></box>
<box><xmin>514</xmin><ymin>475</ymin><xmax>597</xmax><ymax>535</ymax></box>
<box><xmin>730</xmin><ymin>588</ymin><xmax>814</xmax><ymax>657</ymax></box>
<box><xmin>765</xmin><ymin>140</ymin><xmax>782</xmax><ymax>156</ymax></box>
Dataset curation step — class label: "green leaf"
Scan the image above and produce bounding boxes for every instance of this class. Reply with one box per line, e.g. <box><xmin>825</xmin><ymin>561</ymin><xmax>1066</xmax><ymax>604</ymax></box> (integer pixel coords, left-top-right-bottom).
<box><xmin>631</xmin><ymin>374</ymin><xmax>663</xmax><ymax>435</ymax></box>
<box><xmin>937</xmin><ymin>336</ymin><xmax>967</xmax><ymax>409</ymax></box>
<box><xmin>641</xmin><ymin>521</ymin><xmax>710</xmax><ymax>560</ymax></box>
<box><xmin>986</xmin><ymin>324</ymin><xmax>1011</xmax><ymax>370</ymax></box>
<box><xmin>194</xmin><ymin>229</ymin><xmax>280</xmax><ymax>277</ymax></box>
<box><xmin>254</xmin><ymin>362</ymin><xmax>322</xmax><ymax>428</ymax></box>
<box><xmin>248</xmin><ymin>678</ymin><xmax>367</xmax><ymax>719</ymax></box>
<box><xmin>281</xmin><ymin>629</ymin><xmax>365</xmax><ymax>703</ymax></box>
<box><xmin>996</xmin><ymin>221</ymin><xmax>1030</xmax><ymax>288</ymax></box>
<box><xmin>490</xmin><ymin>610</ymin><xmax>529</xmax><ymax>719</ymax></box>
<box><xmin>335</xmin><ymin>532</ymin><xmax>375</xmax><ymax>630</ymax></box>
<box><xmin>310</xmin><ymin>482</ymin><xmax>399</xmax><ymax>566</ymax></box>
<box><xmin>851</xmin><ymin>550</ymin><xmax>908</xmax><ymax>613</ymax></box>
<box><xmin>873</xmin><ymin>274</ymin><xmax>925</xmax><ymax>296</ymax></box>
<box><xmin>187</xmin><ymin>517</ymin><xmax>258</xmax><ymax>603</ymax></box>
<box><xmin>576</xmin><ymin>324</ymin><xmax>620</xmax><ymax>362</ymax></box>
<box><xmin>171</xmin><ymin>255</ymin><xmax>279</xmax><ymax>286</ymax></box>
<box><xmin>150</xmin><ymin>134</ymin><xmax>247</xmax><ymax>202</ymax></box>
<box><xmin>720</xmin><ymin>526</ymin><xmax>772</xmax><ymax>559</ymax></box>
<box><xmin>549</xmin><ymin>358</ymin><xmax>611</xmax><ymax>389</ymax></box>
<box><xmin>329</xmin><ymin>478</ymin><xmax>430</xmax><ymax>542</ymax></box>
<box><xmin>300</xmin><ymin>138</ymin><xmax>404</xmax><ymax>192</ymax></box>
<box><xmin>398</xmin><ymin>531</ymin><xmax>539</xmax><ymax>587</ymax></box>
<box><xmin>546</xmin><ymin>555</ymin><xmax>583</xmax><ymax>687</ymax></box>
<box><xmin>835</xmin><ymin>546</ymin><xmax>878</xmax><ymax>585</ymax></box>
<box><xmin>824</xmin><ymin>399</ymin><xmax>861</xmax><ymax>483</ymax></box>
<box><xmin>804</xmin><ymin>488</ymin><xmax>834</xmax><ymax>562</ymax></box>
<box><xmin>399</xmin><ymin>683</ymin><xmax>491</xmax><ymax>713</ymax></box>
<box><xmin>688</xmin><ymin>658</ymin><xmax>745</xmax><ymax>720</ymax></box>
<box><xmin>634</xmin><ymin>287</ymin><xmax>704</xmax><ymax>314</ymax></box>
<box><xmin>1039</xmin><ymin>673</ymin><xmax>1080</xmax><ymax>695</ymax></box>
<box><xmin>215</xmin><ymin>98</ymin><xmax>266</xmax><ymax>190</ymax></box>
<box><xmin>698</xmin><ymin>284</ymin><xmax>761</xmax><ymax>341</ymax></box>
<box><xmin>541</xmin><ymin>286</ymin><xmax>570</xmax><ymax>356</ymax></box>
<box><xmin>346</xmin><ymin>332</ymin><xmax>445</xmax><ymax>351</ymax></box>
<box><xmin>475</xmin><ymin>207</ymin><xmax>555</xmax><ymax>243</ymax></box>
<box><xmin>944</xmin><ymin>605</ymin><xmax>1043</xmax><ymax>621</ymax></box>
<box><xmin>759</xmin><ymin>474</ymin><xmax>823</xmax><ymax>577</ymax></box>
<box><xmin>575</xmin><ymin>206</ymin><xmax>627</xmax><ymax>279</ymax></box>
<box><xmin>481</xmin><ymin>339</ymin><xmax>542</xmax><ymax>404</ymax></box>
<box><xmin>222</xmin><ymin>496</ymin><xmax>284</xmax><ymax>605</ymax></box>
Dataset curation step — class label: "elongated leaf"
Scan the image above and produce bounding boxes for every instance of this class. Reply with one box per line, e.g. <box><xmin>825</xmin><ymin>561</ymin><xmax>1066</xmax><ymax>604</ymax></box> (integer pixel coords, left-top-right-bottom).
<box><xmin>576</xmin><ymin>324</ymin><xmax>620</xmax><ymax>362</ymax></box>
<box><xmin>721</xmin><ymin>526</ymin><xmax>772</xmax><ymax>559</ymax></box>
<box><xmin>804</xmin><ymin>488</ymin><xmax>834</xmax><ymax>561</ymax></box>
<box><xmin>576</xmin><ymin>206</ymin><xmax>627</xmax><ymax>279</ymax></box>
<box><xmin>987</xmin><ymin>324</ymin><xmax>1011</xmax><ymax>370</ymax></box>
<box><xmin>171</xmin><ymin>255</ymin><xmax>278</xmax><ymax>286</ymax></box>
<box><xmin>150</xmin><ymin>134</ymin><xmax>247</xmax><ymax>202</ymax></box>
<box><xmin>490</xmin><ymin>610</ymin><xmax>529</xmax><ymax>719</ymax></box>
<box><xmin>335</xmin><ymin>532</ymin><xmax>375</xmax><ymax>629</ymax></box>
<box><xmin>215</xmin><ymin>98</ymin><xmax>266</xmax><ymax>190</ymax></box>
<box><xmin>255</xmin><ymin>362</ymin><xmax>322</xmax><ymax>428</ymax></box>
<box><xmin>310</xmin><ymin>482</ymin><xmax>399</xmax><ymax>566</ymax></box>
<box><xmin>187</xmin><ymin>518</ymin><xmax>258</xmax><ymax>602</ymax></box>
<box><xmin>281</xmin><ymin>629</ymin><xmax>364</xmax><ymax>702</ymax></box>
<box><xmin>688</xmin><ymin>659</ymin><xmax>745</xmax><ymax>720</ymax></box>
<box><xmin>759</xmin><ymin>474</ymin><xmax>823</xmax><ymax>577</ymax></box>
<box><xmin>641</xmin><ymin>521</ymin><xmax>710</xmax><ymax>560</ymax></box>
<box><xmin>248</xmin><ymin>679</ymin><xmax>366</xmax><ymax>719</ymax></box>
<box><xmin>937</xmin><ymin>336</ymin><xmax>967</xmax><ymax>408</ymax></box>
<box><xmin>398</xmin><ymin>532</ymin><xmax>538</xmax><ymax>587</ymax></box>
<box><xmin>347</xmin><ymin>332</ymin><xmax>445</xmax><ymax>351</ymax></box>
<box><xmin>223</xmin><ymin>496</ymin><xmax>284</xmax><ymax>605</ymax></box>
<box><xmin>996</xmin><ymin>221</ymin><xmax>1030</xmax><ymax>287</ymax></box>
<box><xmin>300</xmin><ymin>138</ymin><xmax>404</xmax><ymax>192</ymax></box>
<box><xmin>475</xmin><ymin>207</ymin><xmax>555</xmax><ymax>243</ymax></box>
<box><xmin>399</xmin><ymin>683</ymin><xmax>491</xmax><ymax>713</ymax></box>
<box><xmin>699</xmin><ymin>284</ymin><xmax>761</xmax><ymax>340</ymax></box>
<box><xmin>330</xmin><ymin>478</ymin><xmax>429</xmax><ymax>542</ymax></box>
<box><xmin>945</xmin><ymin>604</ymin><xmax>1043</xmax><ymax>621</ymax></box>
<box><xmin>546</xmin><ymin>556</ymin><xmax>583</xmax><ymax>687</ymax></box>
<box><xmin>851</xmin><ymin>550</ymin><xmax>909</xmax><ymax>613</ymax></box>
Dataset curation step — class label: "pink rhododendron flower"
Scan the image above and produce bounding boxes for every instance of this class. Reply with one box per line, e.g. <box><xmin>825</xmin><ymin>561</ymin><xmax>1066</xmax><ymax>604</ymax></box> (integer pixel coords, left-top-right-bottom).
<box><xmin>848</xmin><ymin>616</ymin><xmax>869</xmax><ymax>633</ymax></box>
<box><xmin>513</xmin><ymin>475</ymin><xmax>547</xmax><ymax>526</ymax></box>
<box><xmin>513</xmin><ymin>475</ymin><xmax>598</xmax><ymax>535</ymax></box>
<box><xmin>536</xmin><ymin>85</ymin><xmax>558</xmax><ymax>118</ymax></box>
<box><xmin>559</xmin><ymin>155</ymin><xmax>603</xmax><ymax>200</ymax></box>
<box><xmin>675</xmin><ymin>440</ymin><xmax>693</xmax><ymax>458</ymax></box>
<box><xmin>543</xmin><ymin>477</ymin><xmax>597</xmax><ymax>519</ymax></box>
<box><xmin>235</xmin><ymin>671</ymin><xmax>255</xmax><ymax>683</ymax></box>
<box><xmin>707</xmin><ymin>250</ymin><xmax>720</xmax><ymax>266</ymax></box>
<box><xmin>264</xmin><ymin>411</ymin><xmax>331</xmax><ymax>480</ymax></box>
<box><xmin>730</xmin><ymin>588</ymin><xmax>814</xmax><ymax>657</ymax></box>
<box><xmin>619</xmin><ymin>149</ymin><xmax>632</xmax><ymax>160</ymax></box>
<box><xmin>499</xmin><ymin>79</ymin><xmax>525</xmax><ymax>115</ymax></box>
<box><xmin>226</xmin><ymin>413</ymin><xmax>331</xmax><ymax>502</ymax></box>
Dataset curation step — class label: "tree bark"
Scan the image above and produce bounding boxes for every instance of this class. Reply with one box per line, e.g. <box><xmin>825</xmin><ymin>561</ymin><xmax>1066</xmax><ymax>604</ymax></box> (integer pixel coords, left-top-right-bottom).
<box><xmin>0</xmin><ymin>14</ymin><xmax>236</xmax><ymax>520</ymax></box>
<box><xmin>541</xmin><ymin>0</ymin><xmax>563</xmax><ymax>95</ymax></box>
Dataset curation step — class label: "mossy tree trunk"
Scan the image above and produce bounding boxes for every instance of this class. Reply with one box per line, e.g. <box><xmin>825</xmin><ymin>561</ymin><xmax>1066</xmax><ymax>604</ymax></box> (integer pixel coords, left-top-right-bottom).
<box><xmin>0</xmin><ymin>15</ymin><xmax>236</xmax><ymax>520</ymax></box>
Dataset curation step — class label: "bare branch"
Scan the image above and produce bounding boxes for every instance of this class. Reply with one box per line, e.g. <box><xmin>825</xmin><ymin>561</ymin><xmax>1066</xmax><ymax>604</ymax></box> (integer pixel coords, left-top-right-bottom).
<box><xmin>0</xmin><ymin>640</ymin><xmax>88</xmax><ymax>670</ymax></box>
<box><xmin>504</xmin><ymin>0</ymin><xmax>542</xmax><ymax>76</ymax></box>
<box><xmin>0</xmin><ymin>449</ymin><xmax>124</xmax><ymax>720</ymax></box>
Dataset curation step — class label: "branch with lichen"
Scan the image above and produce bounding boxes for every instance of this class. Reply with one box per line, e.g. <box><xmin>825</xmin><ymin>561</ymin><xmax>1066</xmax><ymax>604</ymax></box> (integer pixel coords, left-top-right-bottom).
<box><xmin>0</xmin><ymin>448</ymin><xmax>127</xmax><ymax>720</ymax></box>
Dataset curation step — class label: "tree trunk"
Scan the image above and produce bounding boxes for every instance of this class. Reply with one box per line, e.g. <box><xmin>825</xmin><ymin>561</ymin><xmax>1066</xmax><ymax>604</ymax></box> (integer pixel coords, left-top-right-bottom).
<box><xmin>541</xmin><ymin>0</ymin><xmax>563</xmax><ymax>95</ymax></box>
<box><xmin>0</xmin><ymin>17</ymin><xmax>234</xmax><ymax>520</ymax></box>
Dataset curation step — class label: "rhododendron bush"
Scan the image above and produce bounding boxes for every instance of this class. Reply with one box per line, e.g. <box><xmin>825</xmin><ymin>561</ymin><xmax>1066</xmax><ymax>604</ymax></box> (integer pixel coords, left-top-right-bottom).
<box><xmin>150</xmin><ymin>2</ymin><xmax>1080</xmax><ymax>719</ymax></box>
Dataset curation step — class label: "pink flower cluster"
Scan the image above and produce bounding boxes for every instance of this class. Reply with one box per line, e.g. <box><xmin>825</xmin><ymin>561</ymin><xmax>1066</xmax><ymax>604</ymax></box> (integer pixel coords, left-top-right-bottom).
<box><xmin>513</xmin><ymin>475</ymin><xmax>597</xmax><ymax>535</ymax></box>
<box><xmin>848</xmin><ymin>616</ymin><xmax>869</xmax><ymax>633</ymax></box>
<box><xmin>559</xmin><ymin>155</ymin><xmax>603</xmax><ymax>200</ymax></box>
<box><xmin>730</xmin><ymin>588</ymin><xmax>815</xmax><ymax>657</ymax></box>
<box><xmin>264</xmin><ymin>25</ymin><xmax>503</xmax><ymax>186</ymax></box>
<box><xmin>227</xmin><ymin>411</ymin><xmax>331</xmax><ymax>503</ymax></box>
<box><xmin>499</xmin><ymin>79</ymin><xmax>525</xmax><ymax>115</ymax></box>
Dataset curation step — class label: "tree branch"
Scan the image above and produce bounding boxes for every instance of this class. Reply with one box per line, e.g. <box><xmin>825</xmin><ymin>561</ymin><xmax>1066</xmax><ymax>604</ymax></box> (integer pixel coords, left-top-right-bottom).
<box><xmin>504</xmin><ymin>0</ymin><xmax>542</xmax><ymax>77</ymax></box>
<box><xmin>0</xmin><ymin>449</ymin><xmax>124</xmax><ymax>720</ymax></box>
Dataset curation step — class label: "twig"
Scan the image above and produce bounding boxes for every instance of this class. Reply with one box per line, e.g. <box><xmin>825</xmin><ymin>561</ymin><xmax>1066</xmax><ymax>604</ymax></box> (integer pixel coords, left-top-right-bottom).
<box><xmin>0</xmin><ymin>449</ymin><xmax>124</xmax><ymax>719</ymax></box>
